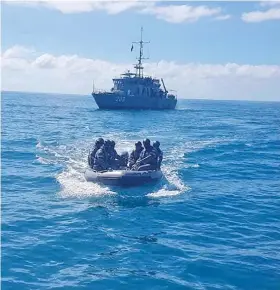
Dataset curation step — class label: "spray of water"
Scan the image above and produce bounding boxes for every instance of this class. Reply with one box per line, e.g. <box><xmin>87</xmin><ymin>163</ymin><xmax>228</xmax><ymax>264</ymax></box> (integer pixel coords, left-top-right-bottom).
<box><xmin>35</xmin><ymin>135</ymin><xmax>208</xmax><ymax>199</ymax></box>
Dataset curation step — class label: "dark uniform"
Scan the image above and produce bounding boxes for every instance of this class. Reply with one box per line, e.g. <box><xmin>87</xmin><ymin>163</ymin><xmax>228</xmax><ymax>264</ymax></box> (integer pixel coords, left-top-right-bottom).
<box><xmin>153</xmin><ymin>141</ymin><xmax>163</xmax><ymax>170</ymax></box>
<box><xmin>134</xmin><ymin>139</ymin><xmax>157</xmax><ymax>171</ymax></box>
<box><xmin>107</xmin><ymin>140</ymin><xmax>121</xmax><ymax>169</ymax></box>
<box><xmin>88</xmin><ymin>138</ymin><xmax>104</xmax><ymax>169</ymax></box>
<box><xmin>128</xmin><ymin>141</ymin><xmax>143</xmax><ymax>169</ymax></box>
<box><xmin>93</xmin><ymin>140</ymin><xmax>110</xmax><ymax>171</ymax></box>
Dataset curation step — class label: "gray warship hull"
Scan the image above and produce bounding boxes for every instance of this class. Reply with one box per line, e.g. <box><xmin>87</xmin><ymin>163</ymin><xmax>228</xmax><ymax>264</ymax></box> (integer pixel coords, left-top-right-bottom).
<box><xmin>91</xmin><ymin>27</ymin><xmax>178</xmax><ymax>110</ymax></box>
<box><xmin>93</xmin><ymin>92</ymin><xmax>177</xmax><ymax>110</ymax></box>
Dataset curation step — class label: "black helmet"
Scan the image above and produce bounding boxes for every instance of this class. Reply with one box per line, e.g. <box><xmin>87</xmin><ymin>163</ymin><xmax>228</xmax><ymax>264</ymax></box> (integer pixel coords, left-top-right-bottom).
<box><xmin>143</xmin><ymin>138</ymin><xmax>150</xmax><ymax>146</ymax></box>
<box><xmin>135</xmin><ymin>141</ymin><xmax>142</xmax><ymax>147</ymax></box>
<box><xmin>96</xmin><ymin>137</ymin><xmax>104</xmax><ymax>145</ymax></box>
<box><xmin>153</xmin><ymin>141</ymin><xmax>160</xmax><ymax>148</ymax></box>
<box><xmin>104</xmin><ymin>140</ymin><xmax>111</xmax><ymax>147</ymax></box>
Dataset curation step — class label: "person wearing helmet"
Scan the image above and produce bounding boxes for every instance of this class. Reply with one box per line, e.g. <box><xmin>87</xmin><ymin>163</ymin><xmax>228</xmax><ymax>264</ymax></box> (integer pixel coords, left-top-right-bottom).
<box><xmin>97</xmin><ymin>137</ymin><xmax>105</xmax><ymax>144</ymax></box>
<box><xmin>133</xmin><ymin>138</ymin><xmax>157</xmax><ymax>171</ymax></box>
<box><xmin>93</xmin><ymin>140</ymin><xmax>110</xmax><ymax>171</ymax></box>
<box><xmin>153</xmin><ymin>141</ymin><xmax>163</xmax><ymax>170</ymax></box>
<box><xmin>107</xmin><ymin>140</ymin><xmax>121</xmax><ymax>169</ymax></box>
<box><xmin>88</xmin><ymin>137</ymin><xmax>104</xmax><ymax>169</ymax></box>
<box><xmin>128</xmin><ymin>141</ymin><xmax>144</xmax><ymax>169</ymax></box>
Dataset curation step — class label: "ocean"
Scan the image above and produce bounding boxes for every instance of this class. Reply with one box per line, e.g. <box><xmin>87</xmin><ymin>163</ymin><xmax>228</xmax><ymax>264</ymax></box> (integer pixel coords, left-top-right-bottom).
<box><xmin>1</xmin><ymin>91</ymin><xmax>280</xmax><ymax>290</ymax></box>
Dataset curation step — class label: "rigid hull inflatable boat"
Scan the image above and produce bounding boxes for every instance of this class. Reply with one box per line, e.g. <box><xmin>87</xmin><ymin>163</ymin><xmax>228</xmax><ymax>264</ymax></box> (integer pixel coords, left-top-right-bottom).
<box><xmin>85</xmin><ymin>168</ymin><xmax>163</xmax><ymax>187</ymax></box>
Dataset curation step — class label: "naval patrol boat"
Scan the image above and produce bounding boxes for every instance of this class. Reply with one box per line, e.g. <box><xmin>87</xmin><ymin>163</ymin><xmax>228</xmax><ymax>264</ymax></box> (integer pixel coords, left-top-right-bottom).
<box><xmin>92</xmin><ymin>28</ymin><xmax>177</xmax><ymax>110</ymax></box>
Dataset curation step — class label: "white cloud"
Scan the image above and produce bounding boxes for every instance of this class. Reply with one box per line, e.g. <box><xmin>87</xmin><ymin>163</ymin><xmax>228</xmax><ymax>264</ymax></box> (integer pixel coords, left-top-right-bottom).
<box><xmin>43</xmin><ymin>0</ymin><xmax>152</xmax><ymax>14</ymax></box>
<box><xmin>2</xmin><ymin>46</ymin><xmax>280</xmax><ymax>101</ymax></box>
<box><xmin>140</xmin><ymin>4</ymin><xmax>222</xmax><ymax>23</ymax></box>
<box><xmin>3</xmin><ymin>0</ymin><xmax>228</xmax><ymax>23</ymax></box>
<box><xmin>32</xmin><ymin>53</ymin><xmax>59</xmax><ymax>68</ymax></box>
<box><xmin>2</xmin><ymin>45</ymin><xmax>36</xmax><ymax>59</ymax></box>
<box><xmin>3</xmin><ymin>0</ymin><xmax>154</xmax><ymax>14</ymax></box>
<box><xmin>242</xmin><ymin>5</ymin><xmax>280</xmax><ymax>22</ymax></box>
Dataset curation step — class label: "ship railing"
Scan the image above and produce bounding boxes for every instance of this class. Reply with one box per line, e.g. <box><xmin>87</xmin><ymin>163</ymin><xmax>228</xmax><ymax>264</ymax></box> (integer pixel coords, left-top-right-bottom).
<box><xmin>117</xmin><ymin>74</ymin><xmax>158</xmax><ymax>80</ymax></box>
<box><xmin>92</xmin><ymin>89</ymin><xmax>110</xmax><ymax>94</ymax></box>
<box><xmin>93</xmin><ymin>89</ymin><xmax>125</xmax><ymax>95</ymax></box>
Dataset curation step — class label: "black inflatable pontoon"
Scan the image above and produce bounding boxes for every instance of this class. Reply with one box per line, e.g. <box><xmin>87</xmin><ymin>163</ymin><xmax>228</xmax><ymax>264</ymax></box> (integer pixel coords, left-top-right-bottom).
<box><xmin>85</xmin><ymin>168</ymin><xmax>163</xmax><ymax>186</ymax></box>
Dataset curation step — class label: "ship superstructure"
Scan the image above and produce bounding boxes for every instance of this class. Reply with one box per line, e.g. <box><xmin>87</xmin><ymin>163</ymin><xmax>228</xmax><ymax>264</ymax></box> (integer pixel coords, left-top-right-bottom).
<box><xmin>92</xmin><ymin>27</ymin><xmax>177</xmax><ymax>110</ymax></box>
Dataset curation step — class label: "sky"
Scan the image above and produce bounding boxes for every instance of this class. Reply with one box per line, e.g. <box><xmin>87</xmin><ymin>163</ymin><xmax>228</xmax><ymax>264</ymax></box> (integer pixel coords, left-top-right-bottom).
<box><xmin>1</xmin><ymin>0</ymin><xmax>280</xmax><ymax>101</ymax></box>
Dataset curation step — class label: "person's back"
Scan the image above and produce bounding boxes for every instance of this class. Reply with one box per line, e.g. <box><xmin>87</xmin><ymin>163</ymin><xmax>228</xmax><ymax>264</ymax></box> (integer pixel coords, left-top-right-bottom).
<box><xmin>139</xmin><ymin>146</ymin><xmax>154</xmax><ymax>160</ymax></box>
<box><xmin>134</xmin><ymin>139</ymin><xmax>157</xmax><ymax>171</ymax></box>
<box><xmin>88</xmin><ymin>138</ymin><xmax>104</xmax><ymax>168</ymax></box>
<box><xmin>93</xmin><ymin>140</ymin><xmax>110</xmax><ymax>171</ymax></box>
<box><xmin>128</xmin><ymin>141</ymin><xmax>143</xmax><ymax>169</ymax></box>
<box><xmin>153</xmin><ymin>141</ymin><xmax>163</xmax><ymax>170</ymax></box>
<box><xmin>108</xmin><ymin>140</ymin><xmax>121</xmax><ymax>169</ymax></box>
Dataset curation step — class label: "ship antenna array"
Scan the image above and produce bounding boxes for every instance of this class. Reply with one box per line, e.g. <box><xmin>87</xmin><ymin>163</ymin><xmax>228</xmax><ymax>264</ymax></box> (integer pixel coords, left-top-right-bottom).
<box><xmin>132</xmin><ymin>27</ymin><xmax>150</xmax><ymax>78</ymax></box>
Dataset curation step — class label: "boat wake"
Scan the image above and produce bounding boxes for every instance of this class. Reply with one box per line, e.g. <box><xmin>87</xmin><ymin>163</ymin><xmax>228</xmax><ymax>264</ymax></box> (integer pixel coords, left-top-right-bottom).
<box><xmin>56</xmin><ymin>167</ymin><xmax>116</xmax><ymax>198</ymax></box>
<box><xmin>35</xmin><ymin>136</ymin><xmax>193</xmax><ymax>199</ymax></box>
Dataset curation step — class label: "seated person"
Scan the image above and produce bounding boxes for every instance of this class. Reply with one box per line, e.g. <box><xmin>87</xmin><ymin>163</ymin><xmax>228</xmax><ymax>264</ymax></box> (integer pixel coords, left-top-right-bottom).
<box><xmin>93</xmin><ymin>140</ymin><xmax>110</xmax><ymax>172</ymax></box>
<box><xmin>88</xmin><ymin>138</ymin><xmax>104</xmax><ymax>169</ymax></box>
<box><xmin>128</xmin><ymin>141</ymin><xmax>144</xmax><ymax>169</ymax></box>
<box><xmin>107</xmin><ymin>140</ymin><xmax>121</xmax><ymax>169</ymax></box>
<box><xmin>153</xmin><ymin>141</ymin><xmax>163</xmax><ymax>170</ymax></box>
<box><xmin>133</xmin><ymin>139</ymin><xmax>157</xmax><ymax>171</ymax></box>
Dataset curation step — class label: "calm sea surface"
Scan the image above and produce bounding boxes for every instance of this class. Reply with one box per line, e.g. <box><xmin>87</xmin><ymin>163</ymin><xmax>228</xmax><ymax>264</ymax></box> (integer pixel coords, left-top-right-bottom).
<box><xmin>2</xmin><ymin>91</ymin><xmax>280</xmax><ymax>289</ymax></box>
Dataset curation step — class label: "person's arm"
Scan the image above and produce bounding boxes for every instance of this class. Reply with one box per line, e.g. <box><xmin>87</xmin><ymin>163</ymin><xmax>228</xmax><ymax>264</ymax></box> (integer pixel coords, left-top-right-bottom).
<box><xmin>137</xmin><ymin>151</ymin><xmax>156</xmax><ymax>165</ymax></box>
<box><xmin>128</xmin><ymin>152</ymin><xmax>135</xmax><ymax>167</ymax></box>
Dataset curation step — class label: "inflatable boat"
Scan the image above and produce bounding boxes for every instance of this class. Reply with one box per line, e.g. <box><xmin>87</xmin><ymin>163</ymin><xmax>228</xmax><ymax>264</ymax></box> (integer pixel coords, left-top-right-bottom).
<box><xmin>84</xmin><ymin>168</ymin><xmax>163</xmax><ymax>187</ymax></box>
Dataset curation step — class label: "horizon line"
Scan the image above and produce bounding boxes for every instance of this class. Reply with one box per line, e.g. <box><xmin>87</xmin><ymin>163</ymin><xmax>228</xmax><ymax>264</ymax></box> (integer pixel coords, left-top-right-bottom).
<box><xmin>2</xmin><ymin>90</ymin><xmax>280</xmax><ymax>103</ymax></box>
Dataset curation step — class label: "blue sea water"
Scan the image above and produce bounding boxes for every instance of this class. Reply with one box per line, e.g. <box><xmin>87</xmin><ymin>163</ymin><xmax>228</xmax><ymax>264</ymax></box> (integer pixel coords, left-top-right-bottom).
<box><xmin>1</xmin><ymin>91</ymin><xmax>280</xmax><ymax>290</ymax></box>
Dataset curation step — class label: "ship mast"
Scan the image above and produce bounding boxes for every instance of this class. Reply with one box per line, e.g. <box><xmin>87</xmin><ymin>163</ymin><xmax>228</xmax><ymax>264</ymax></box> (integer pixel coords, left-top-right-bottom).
<box><xmin>132</xmin><ymin>27</ymin><xmax>149</xmax><ymax>78</ymax></box>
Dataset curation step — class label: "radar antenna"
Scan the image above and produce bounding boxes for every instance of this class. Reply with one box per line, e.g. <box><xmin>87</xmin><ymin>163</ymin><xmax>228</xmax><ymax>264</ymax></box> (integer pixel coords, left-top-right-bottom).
<box><xmin>132</xmin><ymin>27</ymin><xmax>150</xmax><ymax>78</ymax></box>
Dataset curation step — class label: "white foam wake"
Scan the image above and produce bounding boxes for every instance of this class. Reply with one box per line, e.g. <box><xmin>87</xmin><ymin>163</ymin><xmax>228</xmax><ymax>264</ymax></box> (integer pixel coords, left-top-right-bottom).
<box><xmin>36</xmin><ymin>139</ymin><xmax>115</xmax><ymax>198</ymax></box>
<box><xmin>36</xmin><ymin>135</ymin><xmax>216</xmax><ymax>199</ymax></box>
<box><xmin>56</xmin><ymin>166</ymin><xmax>115</xmax><ymax>199</ymax></box>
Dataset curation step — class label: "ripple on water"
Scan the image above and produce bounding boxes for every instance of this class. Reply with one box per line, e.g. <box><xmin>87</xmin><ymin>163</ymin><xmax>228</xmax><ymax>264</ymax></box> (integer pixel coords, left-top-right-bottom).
<box><xmin>2</xmin><ymin>93</ymin><xmax>280</xmax><ymax>290</ymax></box>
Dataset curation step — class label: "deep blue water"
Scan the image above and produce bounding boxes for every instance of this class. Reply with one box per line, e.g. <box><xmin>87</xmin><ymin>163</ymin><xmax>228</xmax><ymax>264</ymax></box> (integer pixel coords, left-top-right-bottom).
<box><xmin>1</xmin><ymin>91</ymin><xmax>280</xmax><ymax>290</ymax></box>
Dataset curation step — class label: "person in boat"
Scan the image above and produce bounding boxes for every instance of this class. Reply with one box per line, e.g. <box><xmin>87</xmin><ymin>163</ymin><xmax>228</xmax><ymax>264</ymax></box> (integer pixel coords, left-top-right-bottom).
<box><xmin>119</xmin><ymin>152</ymin><xmax>129</xmax><ymax>169</ymax></box>
<box><xmin>93</xmin><ymin>140</ymin><xmax>111</xmax><ymax>171</ymax></box>
<box><xmin>132</xmin><ymin>138</ymin><xmax>157</xmax><ymax>171</ymax></box>
<box><xmin>88</xmin><ymin>137</ymin><xmax>104</xmax><ymax>169</ymax></box>
<box><xmin>153</xmin><ymin>141</ymin><xmax>163</xmax><ymax>170</ymax></box>
<box><xmin>107</xmin><ymin>140</ymin><xmax>121</xmax><ymax>169</ymax></box>
<box><xmin>128</xmin><ymin>141</ymin><xmax>144</xmax><ymax>169</ymax></box>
